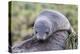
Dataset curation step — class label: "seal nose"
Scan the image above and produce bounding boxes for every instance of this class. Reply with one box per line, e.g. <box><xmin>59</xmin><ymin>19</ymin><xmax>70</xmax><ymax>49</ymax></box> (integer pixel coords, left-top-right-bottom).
<box><xmin>37</xmin><ymin>33</ymin><xmax>46</xmax><ymax>40</ymax></box>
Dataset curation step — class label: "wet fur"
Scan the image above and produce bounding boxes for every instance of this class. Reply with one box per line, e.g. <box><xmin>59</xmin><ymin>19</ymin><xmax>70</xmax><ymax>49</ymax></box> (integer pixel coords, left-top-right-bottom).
<box><xmin>12</xmin><ymin>10</ymin><xmax>71</xmax><ymax>53</ymax></box>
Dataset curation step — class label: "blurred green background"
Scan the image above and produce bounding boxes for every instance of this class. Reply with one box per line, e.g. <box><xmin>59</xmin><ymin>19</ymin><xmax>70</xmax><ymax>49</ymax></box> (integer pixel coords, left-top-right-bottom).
<box><xmin>9</xmin><ymin>1</ymin><xmax>78</xmax><ymax>49</ymax></box>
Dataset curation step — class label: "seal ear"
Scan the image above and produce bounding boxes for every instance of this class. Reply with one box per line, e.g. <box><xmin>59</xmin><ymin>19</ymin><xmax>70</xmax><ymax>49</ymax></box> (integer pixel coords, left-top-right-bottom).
<box><xmin>32</xmin><ymin>27</ymin><xmax>34</xmax><ymax>29</ymax></box>
<box><xmin>32</xmin><ymin>26</ymin><xmax>36</xmax><ymax>36</ymax></box>
<box><xmin>28</xmin><ymin>18</ymin><xmax>36</xmax><ymax>28</ymax></box>
<box><xmin>31</xmin><ymin>21</ymin><xmax>35</xmax><ymax>27</ymax></box>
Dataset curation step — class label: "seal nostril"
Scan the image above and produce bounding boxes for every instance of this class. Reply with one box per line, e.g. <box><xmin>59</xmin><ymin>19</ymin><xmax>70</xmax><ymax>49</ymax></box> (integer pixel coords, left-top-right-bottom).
<box><xmin>46</xmin><ymin>32</ymin><xmax>49</xmax><ymax>35</ymax></box>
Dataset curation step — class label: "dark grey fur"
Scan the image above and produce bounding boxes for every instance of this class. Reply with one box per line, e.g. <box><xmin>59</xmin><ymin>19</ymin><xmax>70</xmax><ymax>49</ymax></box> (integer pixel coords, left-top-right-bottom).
<box><xmin>12</xmin><ymin>10</ymin><xmax>72</xmax><ymax>53</ymax></box>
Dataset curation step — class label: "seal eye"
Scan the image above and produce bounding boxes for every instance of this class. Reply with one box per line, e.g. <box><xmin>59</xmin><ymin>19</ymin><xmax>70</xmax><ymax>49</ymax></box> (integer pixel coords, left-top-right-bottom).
<box><xmin>35</xmin><ymin>31</ymin><xmax>37</xmax><ymax>34</ymax></box>
<box><xmin>46</xmin><ymin>32</ymin><xmax>49</xmax><ymax>35</ymax></box>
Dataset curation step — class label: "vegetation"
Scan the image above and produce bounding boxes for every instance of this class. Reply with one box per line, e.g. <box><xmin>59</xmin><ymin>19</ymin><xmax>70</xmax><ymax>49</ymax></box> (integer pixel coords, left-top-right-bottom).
<box><xmin>9</xmin><ymin>1</ymin><xmax>78</xmax><ymax>49</ymax></box>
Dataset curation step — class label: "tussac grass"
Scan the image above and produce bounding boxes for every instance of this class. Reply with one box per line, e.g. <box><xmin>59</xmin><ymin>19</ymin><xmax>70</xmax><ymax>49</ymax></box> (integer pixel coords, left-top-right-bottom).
<box><xmin>66</xmin><ymin>33</ymin><xmax>78</xmax><ymax>49</ymax></box>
